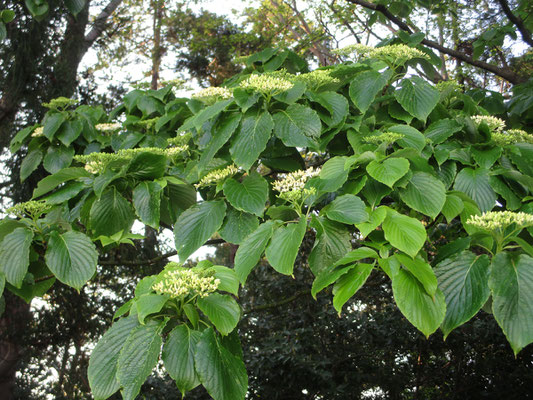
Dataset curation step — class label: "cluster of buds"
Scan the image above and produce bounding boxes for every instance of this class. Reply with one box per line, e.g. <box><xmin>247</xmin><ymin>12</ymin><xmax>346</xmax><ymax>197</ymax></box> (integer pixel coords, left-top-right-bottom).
<box><xmin>131</xmin><ymin>118</ymin><xmax>159</xmax><ymax>130</ymax></box>
<box><xmin>239</xmin><ymin>72</ymin><xmax>294</xmax><ymax>95</ymax></box>
<box><xmin>95</xmin><ymin>123</ymin><xmax>122</xmax><ymax>135</ymax></box>
<box><xmin>436</xmin><ymin>80</ymin><xmax>463</xmax><ymax>93</ymax></box>
<box><xmin>333</xmin><ymin>44</ymin><xmax>429</xmax><ymax>65</ymax></box>
<box><xmin>272</xmin><ymin>167</ymin><xmax>320</xmax><ymax>202</ymax></box>
<box><xmin>31</xmin><ymin>126</ymin><xmax>44</xmax><ymax>137</ymax></box>
<box><xmin>152</xmin><ymin>265</ymin><xmax>220</xmax><ymax>298</ymax></box>
<box><xmin>471</xmin><ymin>115</ymin><xmax>506</xmax><ymax>133</ymax></box>
<box><xmin>467</xmin><ymin>211</ymin><xmax>533</xmax><ymax>232</ymax></box>
<box><xmin>42</xmin><ymin>97</ymin><xmax>78</xmax><ymax>111</ymax></box>
<box><xmin>192</xmin><ymin>87</ymin><xmax>233</xmax><ymax>105</ymax></box>
<box><xmin>7</xmin><ymin>200</ymin><xmax>50</xmax><ymax>219</ymax></box>
<box><xmin>195</xmin><ymin>165</ymin><xmax>239</xmax><ymax>188</ymax></box>
<box><xmin>167</xmin><ymin>132</ymin><xmax>192</xmax><ymax>147</ymax></box>
<box><xmin>293</xmin><ymin>69</ymin><xmax>340</xmax><ymax>90</ymax></box>
<box><xmin>492</xmin><ymin>129</ymin><xmax>533</xmax><ymax>146</ymax></box>
<box><xmin>165</xmin><ymin>145</ymin><xmax>189</xmax><ymax>157</ymax></box>
<box><xmin>365</xmin><ymin>132</ymin><xmax>405</xmax><ymax>145</ymax></box>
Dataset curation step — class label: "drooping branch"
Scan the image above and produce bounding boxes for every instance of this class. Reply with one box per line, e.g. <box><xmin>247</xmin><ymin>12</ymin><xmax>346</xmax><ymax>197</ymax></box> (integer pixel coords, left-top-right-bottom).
<box><xmin>344</xmin><ymin>0</ymin><xmax>524</xmax><ymax>84</ymax></box>
<box><xmin>496</xmin><ymin>0</ymin><xmax>533</xmax><ymax>47</ymax></box>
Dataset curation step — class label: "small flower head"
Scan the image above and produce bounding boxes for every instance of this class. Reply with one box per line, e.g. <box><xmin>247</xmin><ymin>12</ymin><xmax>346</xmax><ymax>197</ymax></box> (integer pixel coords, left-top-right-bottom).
<box><xmin>239</xmin><ymin>72</ymin><xmax>294</xmax><ymax>95</ymax></box>
<box><xmin>95</xmin><ymin>123</ymin><xmax>122</xmax><ymax>135</ymax></box>
<box><xmin>167</xmin><ymin>132</ymin><xmax>192</xmax><ymax>147</ymax></box>
<box><xmin>471</xmin><ymin>115</ymin><xmax>506</xmax><ymax>133</ymax></box>
<box><xmin>165</xmin><ymin>145</ymin><xmax>189</xmax><ymax>157</ymax></box>
<box><xmin>364</xmin><ymin>132</ymin><xmax>405</xmax><ymax>145</ymax></box>
<box><xmin>467</xmin><ymin>211</ymin><xmax>533</xmax><ymax>232</ymax></box>
<box><xmin>152</xmin><ymin>263</ymin><xmax>220</xmax><ymax>298</ymax></box>
<box><xmin>7</xmin><ymin>200</ymin><xmax>51</xmax><ymax>219</ymax></box>
<box><xmin>492</xmin><ymin>129</ymin><xmax>533</xmax><ymax>146</ymax></box>
<box><xmin>192</xmin><ymin>87</ymin><xmax>233</xmax><ymax>105</ymax></box>
<box><xmin>31</xmin><ymin>127</ymin><xmax>44</xmax><ymax>137</ymax></box>
<box><xmin>195</xmin><ymin>165</ymin><xmax>239</xmax><ymax>188</ymax></box>
<box><xmin>272</xmin><ymin>167</ymin><xmax>320</xmax><ymax>202</ymax></box>
<box><xmin>42</xmin><ymin>97</ymin><xmax>78</xmax><ymax>111</ymax></box>
<box><xmin>293</xmin><ymin>69</ymin><xmax>340</xmax><ymax>90</ymax></box>
<box><xmin>334</xmin><ymin>44</ymin><xmax>429</xmax><ymax>65</ymax></box>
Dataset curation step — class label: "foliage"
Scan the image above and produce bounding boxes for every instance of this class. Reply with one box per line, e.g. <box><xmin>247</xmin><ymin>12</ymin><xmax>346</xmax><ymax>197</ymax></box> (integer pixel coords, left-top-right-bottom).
<box><xmin>2</xmin><ymin>42</ymin><xmax>533</xmax><ymax>399</ymax></box>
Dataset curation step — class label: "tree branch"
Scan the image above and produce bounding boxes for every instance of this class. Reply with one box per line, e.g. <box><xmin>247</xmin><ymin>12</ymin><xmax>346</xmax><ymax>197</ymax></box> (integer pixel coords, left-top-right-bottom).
<box><xmin>84</xmin><ymin>0</ymin><xmax>123</xmax><ymax>49</ymax></box>
<box><xmin>345</xmin><ymin>0</ymin><xmax>524</xmax><ymax>84</ymax></box>
<box><xmin>496</xmin><ymin>0</ymin><xmax>533</xmax><ymax>47</ymax></box>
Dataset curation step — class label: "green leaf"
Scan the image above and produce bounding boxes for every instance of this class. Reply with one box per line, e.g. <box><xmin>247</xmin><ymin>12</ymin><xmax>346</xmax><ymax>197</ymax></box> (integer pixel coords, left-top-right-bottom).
<box><xmin>0</xmin><ymin>272</ymin><xmax>4</xmax><ymax>297</ymax></box>
<box><xmin>162</xmin><ymin>325</ymin><xmax>201</xmax><ymax>395</ymax></box>
<box><xmin>349</xmin><ymin>69</ymin><xmax>392</xmax><ymax>113</ymax></box>
<box><xmin>489</xmin><ymin>253</ymin><xmax>533</xmax><ymax>355</ymax></box>
<box><xmin>43</xmin><ymin>145</ymin><xmax>74</xmax><ymax>173</ymax></box>
<box><xmin>333</xmin><ymin>263</ymin><xmax>374</xmax><ymax>314</ymax></box>
<box><xmin>174</xmin><ymin>200</ymin><xmax>226</xmax><ymax>262</ymax></box>
<box><xmin>230</xmin><ymin>111</ymin><xmax>273</xmax><ymax>170</ymax></box>
<box><xmin>198</xmin><ymin>113</ymin><xmax>241</xmax><ymax>171</ymax></box>
<box><xmin>88</xmin><ymin>315</ymin><xmax>140</xmax><ymax>400</ymax></box>
<box><xmin>454</xmin><ymin>168</ymin><xmax>496</xmax><ymax>212</ymax></box>
<box><xmin>395</xmin><ymin>254</ymin><xmax>438</xmax><ymax>297</ymax></box>
<box><xmin>219</xmin><ymin>208</ymin><xmax>259</xmax><ymax>245</ymax></box>
<box><xmin>424</xmin><ymin>119</ymin><xmax>462</xmax><ymax>144</ymax></box>
<box><xmin>223</xmin><ymin>172</ymin><xmax>268</xmax><ymax>216</ymax></box>
<box><xmin>197</xmin><ymin>293</ymin><xmax>241</xmax><ymax>335</ymax></box>
<box><xmin>311</xmin><ymin>156</ymin><xmax>350</xmax><ymax>192</ymax></box>
<box><xmin>435</xmin><ymin>251</ymin><xmax>490</xmax><ymax>338</ymax></box>
<box><xmin>366</xmin><ymin>157</ymin><xmax>410</xmax><ymax>188</ymax></box>
<box><xmin>355</xmin><ymin>206</ymin><xmax>387</xmax><ymax>238</ymax></box>
<box><xmin>45</xmin><ymin>230</ymin><xmax>97</xmax><ymax>290</ymax></box>
<box><xmin>325</xmin><ymin>194</ymin><xmax>368</xmax><ymax>225</ymax></box>
<box><xmin>234</xmin><ymin>220</ymin><xmax>278</xmax><ymax>283</ymax></box>
<box><xmin>20</xmin><ymin>149</ymin><xmax>43</xmax><ymax>182</ymax></box>
<box><xmin>127</xmin><ymin>152</ymin><xmax>167</xmax><ymax>179</ymax></box>
<box><xmin>187</xmin><ymin>99</ymin><xmax>233</xmax><ymax>131</ymax></box>
<box><xmin>273</xmin><ymin>104</ymin><xmax>321</xmax><ymax>148</ymax></box>
<box><xmin>133</xmin><ymin>181</ymin><xmax>162</xmax><ymax>229</ymax></box>
<box><xmin>135</xmin><ymin>276</ymin><xmax>157</xmax><ymax>297</ymax></box>
<box><xmin>441</xmin><ymin>194</ymin><xmax>464</xmax><ymax>223</ymax></box>
<box><xmin>56</xmin><ymin>119</ymin><xmax>83</xmax><ymax>146</ymax></box>
<box><xmin>265</xmin><ymin>219</ymin><xmax>306</xmax><ymax>275</ymax></box>
<box><xmin>307</xmin><ymin>91</ymin><xmax>349</xmax><ymax>126</ymax></box>
<box><xmin>64</xmin><ymin>0</ymin><xmax>85</xmax><ymax>15</ymax></box>
<box><xmin>1</xmin><ymin>9</ymin><xmax>15</xmax><ymax>23</ymax></box>
<box><xmin>391</xmin><ymin>269</ymin><xmax>446</xmax><ymax>337</ymax></box>
<box><xmin>212</xmin><ymin>266</ymin><xmax>240</xmax><ymax>296</ymax></box>
<box><xmin>471</xmin><ymin>146</ymin><xmax>502</xmax><ymax>168</ymax></box>
<box><xmin>33</xmin><ymin>167</ymin><xmax>90</xmax><ymax>198</ymax></box>
<box><xmin>90</xmin><ymin>188</ymin><xmax>135</xmax><ymax>237</ymax></box>
<box><xmin>0</xmin><ymin>227</ymin><xmax>33</xmax><ymax>288</ymax></box>
<box><xmin>312</xmin><ymin>247</ymin><xmax>378</xmax><ymax>298</ymax></box>
<box><xmin>400</xmin><ymin>172</ymin><xmax>446</xmax><ymax>219</ymax></box>
<box><xmin>308</xmin><ymin>216</ymin><xmax>352</xmax><ymax>276</ymax></box>
<box><xmin>195</xmin><ymin>327</ymin><xmax>248</xmax><ymax>400</ymax></box>
<box><xmin>117</xmin><ymin>319</ymin><xmax>166</xmax><ymax>400</ymax></box>
<box><xmin>43</xmin><ymin>181</ymin><xmax>85</xmax><ymax>205</ymax></box>
<box><xmin>135</xmin><ymin>294</ymin><xmax>168</xmax><ymax>324</ymax></box>
<box><xmin>43</xmin><ymin>113</ymin><xmax>65</xmax><ymax>140</ymax></box>
<box><xmin>389</xmin><ymin>125</ymin><xmax>426</xmax><ymax>152</ymax></box>
<box><xmin>382</xmin><ymin>210</ymin><xmax>427</xmax><ymax>257</ymax></box>
<box><xmin>394</xmin><ymin>76</ymin><xmax>439</xmax><ymax>122</ymax></box>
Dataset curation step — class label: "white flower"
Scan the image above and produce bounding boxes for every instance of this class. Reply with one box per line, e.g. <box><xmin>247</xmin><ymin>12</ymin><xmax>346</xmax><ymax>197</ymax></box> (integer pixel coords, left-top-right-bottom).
<box><xmin>192</xmin><ymin>87</ymin><xmax>233</xmax><ymax>104</ymax></box>
<box><xmin>293</xmin><ymin>69</ymin><xmax>340</xmax><ymax>89</ymax></box>
<box><xmin>333</xmin><ymin>44</ymin><xmax>429</xmax><ymax>64</ymax></box>
<box><xmin>95</xmin><ymin>123</ymin><xmax>122</xmax><ymax>134</ymax></box>
<box><xmin>239</xmin><ymin>73</ymin><xmax>294</xmax><ymax>94</ymax></box>
<box><xmin>467</xmin><ymin>211</ymin><xmax>533</xmax><ymax>231</ymax></box>
<box><xmin>364</xmin><ymin>132</ymin><xmax>405</xmax><ymax>145</ymax></box>
<box><xmin>492</xmin><ymin>129</ymin><xmax>533</xmax><ymax>146</ymax></box>
<box><xmin>195</xmin><ymin>165</ymin><xmax>239</xmax><ymax>188</ymax></box>
<box><xmin>152</xmin><ymin>265</ymin><xmax>220</xmax><ymax>298</ymax></box>
<box><xmin>31</xmin><ymin>127</ymin><xmax>44</xmax><ymax>137</ymax></box>
<box><xmin>273</xmin><ymin>167</ymin><xmax>320</xmax><ymax>202</ymax></box>
<box><xmin>471</xmin><ymin>115</ymin><xmax>506</xmax><ymax>133</ymax></box>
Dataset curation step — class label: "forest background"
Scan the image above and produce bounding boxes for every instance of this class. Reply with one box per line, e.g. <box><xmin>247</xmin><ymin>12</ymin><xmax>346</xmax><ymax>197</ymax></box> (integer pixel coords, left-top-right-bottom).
<box><xmin>0</xmin><ymin>0</ymin><xmax>532</xmax><ymax>399</ymax></box>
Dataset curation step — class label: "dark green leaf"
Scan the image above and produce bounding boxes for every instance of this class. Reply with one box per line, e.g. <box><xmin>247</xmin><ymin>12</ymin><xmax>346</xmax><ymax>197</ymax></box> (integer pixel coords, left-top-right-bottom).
<box><xmin>90</xmin><ymin>188</ymin><xmax>135</xmax><ymax>237</ymax></box>
<box><xmin>127</xmin><ymin>152</ymin><xmax>167</xmax><ymax>179</ymax></box>
<box><xmin>20</xmin><ymin>149</ymin><xmax>43</xmax><ymax>182</ymax></box>
<box><xmin>133</xmin><ymin>181</ymin><xmax>162</xmax><ymax>229</ymax></box>
<box><xmin>43</xmin><ymin>113</ymin><xmax>65</xmax><ymax>140</ymax></box>
<box><xmin>349</xmin><ymin>69</ymin><xmax>392</xmax><ymax>113</ymax></box>
<box><xmin>325</xmin><ymin>194</ymin><xmax>368</xmax><ymax>224</ymax></box>
<box><xmin>395</xmin><ymin>253</ymin><xmax>438</xmax><ymax>296</ymax></box>
<box><xmin>454</xmin><ymin>168</ymin><xmax>496</xmax><ymax>212</ymax></box>
<box><xmin>64</xmin><ymin>0</ymin><xmax>85</xmax><ymax>15</ymax></box>
<box><xmin>441</xmin><ymin>194</ymin><xmax>464</xmax><ymax>223</ymax></box>
<box><xmin>33</xmin><ymin>167</ymin><xmax>90</xmax><ymax>198</ymax></box>
<box><xmin>223</xmin><ymin>172</ymin><xmax>268</xmax><ymax>216</ymax></box>
<box><xmin>230</xmin><ymin>111</ymin><xmax>273</xmax><ymax>170</ymax></box>
<box><xmin>198</xmin><ymin>113</ymin><xmax>241</xmax><ymax>171</ymax></box>
<box><xmin>0</xmin><ymin>227</ymin><xmax>33</xmax><ymax>288</ymax></box>
<box><xmin>197</xmin><ymin>293</ymin><xmax>241</xmax><ymax>335</ymax></box>
<box><xmin>219</xmin><ymin>208</ymin><xmax>259</xmax><ymax>245</ymax></box>
<box><xmin>400</xmin><ymin>172</ymin><xmax>446</xmax><ymax>218</ymax></box>
<box><xmin>265</xmin><ymin>219</ymin><xmax>306</xmax><ymax>275</ymax></box>
<box><xmin>394</xmin><ymin>76</ymin><xmax>439</xmax><ymax>122</ymax></box>
<box><xmin>424</xmin><ymin>119</ymin><xmax>462</xmax><ymax>144</ymax></box>
<box><xmin>43</xmin><ymin>145</ymin><xmax>74</xmax><ymax>173</ymax></box>
<box><xmin>135</xmin><ymin>294</ymin><xmax>168</xmax><ymax>324</ymax></box>
<box><xmin>273</xmin><ymin>104</ymin><xmax>321</xmax><ymax>148</ymax></box>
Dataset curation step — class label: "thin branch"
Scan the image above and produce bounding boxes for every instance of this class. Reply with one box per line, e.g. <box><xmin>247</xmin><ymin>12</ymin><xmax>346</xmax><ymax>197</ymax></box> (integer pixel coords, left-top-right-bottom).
<box><xmin>496</xmin><ymin>0</ymin><xmax>533</xmax><ymax>47</ymax></box>
<box><xmin>84</xmin><ymin>0</ymin><xmax>124</xmax><ymax>49</ymax></box>
<box><xmin>243</xmin><ymin>290</ymin><xmax>310</xmax><ymax>315</ymax></box>
<box><xmin>345</xmin><ymin>0</ymin><xmax>523</xmax><ymax>84</ymax></box>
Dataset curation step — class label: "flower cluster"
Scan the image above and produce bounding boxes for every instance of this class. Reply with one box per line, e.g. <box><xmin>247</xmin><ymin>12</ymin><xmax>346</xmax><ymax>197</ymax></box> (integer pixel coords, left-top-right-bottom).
<box><xmin>75</xmin><ymin>147</ymin><xmax>180</xmax><ymax>174</ymax></box>
<box><xmin>436</xmin><ymin>80</ymin><xmax>463</xmax><ymax>93</ymax></box>
<box><xmin>467</xmin><ymin>211</ymin><xmax>533</xmax><ymax>232</ymax></box>
<box><xmin>152</xmin><ymin>265</ymin><xmax>220</xmax><ymax>298</ymax></box>
<box><xmin>167</xmin><ymin>132</ymin><xmax>192</xmax><ymax>147</ymax></box>
<box><xmin>471</xmin><ymin>115</ymin><xmax>506</xmax><ymax>133</ymax></box>
<box><xmin>7</xmin><ymin>200</ymin><xmax>50</xmax><ymax>219</ymax></box>
<box><xmin>492</xmin><ymin>129</ymin><xmax>533</xmax><ymax>146</ymax></box>
<box><xmin>95</xmin><ymin>123</ymin><xmax>122</xmax><ymax>135</ymax></box>
<box><xmin>293</xmin><ymin>69</ymin><xmax>340</xmax><ymax>89</ymax></box>
<box><xmin>333</xmin><ymin>44</ymin><xmax>429</xmax><ymax>65</ymax></box>
<box><xmin>31</xmin><ymin>126</ymin><xmax>44</xmax><ymax>137</ymax></box>
<box><xmin>239</xmin><ymin>72</ymin><xmax>294</xmax><ymax>95</ymax></box>
<box><xmin>42</xmin><ymin>97</ymin><xmax>78</xmax><ymax>110</ymax></box>
<box><xmin>192</xmin><ymin>87</ymin><xmax>233</xmax><ymax>105</ymax></box>
<box><xmin>195</xmin><ymin>165</ymin><xmax>239</xmax><ymax>188</ymax></box>
<box><xmin>272</xmin><ymin>167</ymin><xmax>320</xmax><ymax>202</ymax></box>
<box><xmin>365</xmin><ymin>132</ymin><xmax>405</xmax><ymax>145</ymax></box>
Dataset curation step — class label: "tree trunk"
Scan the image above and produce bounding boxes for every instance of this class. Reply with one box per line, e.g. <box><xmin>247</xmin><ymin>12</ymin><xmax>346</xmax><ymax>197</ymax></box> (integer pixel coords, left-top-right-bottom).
<box><xmin>151</xmin><ymin>0</ymin><xmax>164</xmax><ymax>90</ymax></box>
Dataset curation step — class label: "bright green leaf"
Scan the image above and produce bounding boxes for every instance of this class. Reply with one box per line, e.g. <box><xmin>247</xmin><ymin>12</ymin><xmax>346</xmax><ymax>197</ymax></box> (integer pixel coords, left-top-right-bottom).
<box><xmin>366</xmin><ymin>157</ymin><xmax>410</xmax><ymax>188</ymax></box>
<box><xmin>0</xmin><ymin>227</ymin><xmax>33</xmax><ymax>288</ymax></box>
<box><xmin>197</xmin><ymin>293</ymin><xmax>241</xmax><ymax>335</ymax></box>
<box><xmin>333</xmin><ymin>263</ymin><xmax>374</xmax><ymax>314</ymax></box>
<box><xmin>223</xmin><ymin>172</ymin><xmax>268</xmax><ymax>216</ymax></box>
<box><xmin>349</xmin><ymin>69</ymin><xmax>392</xmax><ymax>113</ymax></box>
<box><xmin>400</xmin><ymin>172</ymin><xmax>446</xmax><ymax>219</ymax></box>
<box><xmin>230</xmin><ymin>111</ymin><xmax>273</xmax><ymax>170</ymax></box>
<box><xmin>382</xmin><ymin>211</ymin><xmax>426</xmax><ymax>257</ymax></box>
<box><xmin>265</xmin><ymin>219</ymin><xmax>306</xmax><ymax>275</ymax></box>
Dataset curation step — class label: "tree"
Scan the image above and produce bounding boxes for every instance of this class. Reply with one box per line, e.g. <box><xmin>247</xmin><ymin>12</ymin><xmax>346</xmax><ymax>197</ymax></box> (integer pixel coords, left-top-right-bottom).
<box><xmin>2</xmin><ymin>35</ymin><xmax>533</xmax><ymax>400</ymax></box>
